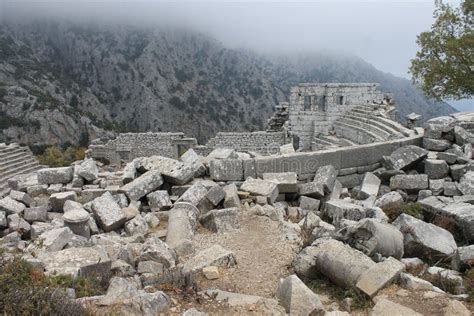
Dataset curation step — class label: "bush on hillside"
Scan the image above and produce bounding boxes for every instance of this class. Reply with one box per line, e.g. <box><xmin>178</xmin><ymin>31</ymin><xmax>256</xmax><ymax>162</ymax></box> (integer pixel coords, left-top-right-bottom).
<box><xmin>37</xmin><ymin>145</ymin><xmax>86</xmax><ymax>167</ymax></box>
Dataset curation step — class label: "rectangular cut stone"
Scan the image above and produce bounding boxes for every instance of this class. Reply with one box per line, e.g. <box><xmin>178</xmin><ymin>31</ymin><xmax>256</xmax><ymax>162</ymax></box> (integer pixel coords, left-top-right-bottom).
<box><xmin>177</xmin><ymin>183</ymin><xmax>208</xmax><ymax>206</ymax></box>
<box><xmin>147</xmin><ymin>190</ymin><xmax>173</xmax><ymax>211</ymax></box>
<box><xmin>359</xmin><ymin>172</ymin><xmax>381</xmax><ymax>199</ymax></box>
<box><xmin>0</xmin><ymin>196</ymin><xmax>26</xmax><ymax>215</ymax></box>
<box><xmin>207</xmin><ymin>148</ymin><xmax>238</xmax><ymax>160</ymax></box>
<box><xmin>240</xmin><ymin>177</ymin><xmax>279</xmax><ymax>204</ymax></box>
<box><xmin>313</xmin><ymin>165</ymin><xmax>337</xmax><ymax>193</ymax></box>
<box><xmin>38</xmin><ymin>247</ymin><xmax>111</xmax><ymax>278</ymax></box>
<box><xmin>49</xmin><ymin>191</ymin><xmax>77</xmax><ymax>212</ymax></box>
<box><xmin>223</xmin><ymin>184</ymin><xmax>240</xmax><ymax>208</ymax></box>
<box><xmin>91</xmin><ymin>192</ymin><xmax>126</xmax><ymax>232</ymax></box>
<box><xmin>209</xmin><ymin>159</ymin><xmax>243</xmax><ymax>181</ymax></box>
<box><xmin>390</xmin><ymin>174</ymin><xmax>428</xmax><ymax>191</ymax></box>
<box><xmin>120</xmin><ymin>170</ymin><xmax>163</xmax><ymax>201</ymax></box>
<box><xmin>298</xmin><ymin>182</ymin><xmax>324</xmax><ymax>198</ymax></box>
<box><xmin>262</xmin><ymin>172</ymin><xmax>298</xmax><ymax>193</ymax></box>
<box><xmin>37</xmin><ymin>167</ymin><xmax>74</xmax><ymax>184</ymax></box>
<box><xmin>81</xmin><ymin>189</ymin><xmax>106</xmax><ymax>203</ymax></box>
<box><xmin>183</xmin><ymin>245</ymin><xmax>236</xmax><ymax>274</ymax></box>
<box><xmin>205</xmin><ymin>186</ymin><xmax>226</xmax><ymax>206</ymax></box>
<box><xmin>299</xmin><ymin>196</ymin><xmax>321</xmax><ymax>212</ymax></box>
<box><xmin>145</xmin><ymin>156</ymin><xmax>194</xmax><ymax>185</ymax></box>
<box><xmin>356</xmin><ymin>257</ymin><xmax>405</xmax><ymax>297</ymax></box>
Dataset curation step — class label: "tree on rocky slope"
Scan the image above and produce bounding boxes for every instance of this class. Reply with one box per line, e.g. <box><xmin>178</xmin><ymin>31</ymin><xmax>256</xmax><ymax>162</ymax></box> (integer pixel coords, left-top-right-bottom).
<box><xmin>410</xmin><ymin>0</ymin><xmax>473</xmax><ymax>100</ymax></box>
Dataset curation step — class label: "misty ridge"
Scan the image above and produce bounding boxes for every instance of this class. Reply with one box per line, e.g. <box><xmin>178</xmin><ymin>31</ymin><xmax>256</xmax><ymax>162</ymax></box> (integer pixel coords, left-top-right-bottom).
<box><xmin>0</xmin><ymin>1</ymin><xmax>456</xmax><ymax>148</ymax></box>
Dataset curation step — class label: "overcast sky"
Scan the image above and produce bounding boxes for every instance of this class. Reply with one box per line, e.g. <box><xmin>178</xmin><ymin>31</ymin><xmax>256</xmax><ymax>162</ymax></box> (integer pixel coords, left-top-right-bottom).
<box><xmin>3</xmin><ymin>0</ymin><xmax>472</xmax><ymax>110</ymax></box>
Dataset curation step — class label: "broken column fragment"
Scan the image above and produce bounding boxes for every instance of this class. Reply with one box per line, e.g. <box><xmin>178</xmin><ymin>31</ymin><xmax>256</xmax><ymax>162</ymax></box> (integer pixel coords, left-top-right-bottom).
<box><xmin>165</xmin><ymin>202</ymin><xmax>199</xmax><ymax>248</ymax></box>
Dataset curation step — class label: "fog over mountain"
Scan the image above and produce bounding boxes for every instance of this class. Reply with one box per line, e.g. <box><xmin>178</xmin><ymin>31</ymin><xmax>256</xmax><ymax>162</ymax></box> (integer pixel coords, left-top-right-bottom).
<box><xmin>0</xmin><ymin>1</ymin><xmax>463</xmax><ymax>147</ymax></box>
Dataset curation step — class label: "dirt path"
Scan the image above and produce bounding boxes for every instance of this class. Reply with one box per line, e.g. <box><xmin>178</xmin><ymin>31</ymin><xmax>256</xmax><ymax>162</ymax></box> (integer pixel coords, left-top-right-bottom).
<box><xmin>190</xmin><ymin>210</ymin><xmax>299</xmax><ymax>298</ymax></box>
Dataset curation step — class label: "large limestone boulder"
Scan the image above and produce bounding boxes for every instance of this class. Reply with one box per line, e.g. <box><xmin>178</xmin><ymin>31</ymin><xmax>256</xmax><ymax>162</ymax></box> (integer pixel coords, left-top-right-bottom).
<box><xmin>183</xmin><ymin>245</ymin><xmax>236</xmax><ymax>274</ymax></box>
<box><xmin>77</xmin><ymin>158</ymin><xmax>99</xmax><ymax>181</ymax></box>
<box><xmin>138</xmin><ymin>237</ymin><xmax>177</xmax><ymax>268</ymax></box>
<box><xmin>393</xmin><ymin>213</ymin><xmax>457</xmax><ymax>259</ymax></box>
<box><xmin>343</xmin><ymin>218</ymin><xmax>404</xmax><ymax>259</ymax></box>
<box><xmin>120</xmin><ymin>170</ymin><xmax>163</xmax><ymax>201</ymax></box>
<box><xmin>383</xmin><ymin>145</ymin><xmax>428</xmax><ymax>170</ymax></box>
<box><xmin>200</xmin><ymin>208</ymin><xmax>240</xmax><ymax>233</ymax></box>
<box><xmin>276</xmin><ymin>274</ymin><xmax>325</xmax><ymax>315</ymax></box>
<box><xmin>240</xmin><ymin>177</ymin><xmax>279</xmax><ymax>204</ymax></box>
<box><xmin>91</xmin><ymin>192</ymin><xmax>127</xmax><ymax>232</ymax></box>
<box><xmin>37</xmin><ymin>167</ymin><xmax>74</xmax><ymax>184</ymax></box>
<box><xmin>37</xmin><ymin>246</ymin><xmax>111</xmax><ymax>278</ymax></box>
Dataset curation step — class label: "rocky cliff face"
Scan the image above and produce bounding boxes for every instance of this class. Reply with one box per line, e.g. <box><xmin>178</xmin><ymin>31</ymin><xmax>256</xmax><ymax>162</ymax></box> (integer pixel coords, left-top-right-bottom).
<box><xmin>0</xmin><ymin>20</ymin><xmax>455</xmax><ymax>147</ymax></box>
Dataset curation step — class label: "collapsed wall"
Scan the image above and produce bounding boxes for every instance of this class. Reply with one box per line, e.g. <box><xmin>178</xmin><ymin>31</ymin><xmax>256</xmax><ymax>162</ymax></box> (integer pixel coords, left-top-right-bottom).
<box><xmin>205</xmin><ymin>131</ymin><xmax>287</xmax><ymax>155</ymax></box>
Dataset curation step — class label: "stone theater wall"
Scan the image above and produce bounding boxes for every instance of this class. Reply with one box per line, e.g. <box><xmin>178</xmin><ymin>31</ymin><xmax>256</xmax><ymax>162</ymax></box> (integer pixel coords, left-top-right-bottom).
<box><xmin>206</xmin><ymin>131</ymin><xmax>287</xmax><ymax>155</ymax></box>
<box><xmin>288</xmin><ymin>83</ymin><xmax>391</xmax><ymax>150</ymax></box>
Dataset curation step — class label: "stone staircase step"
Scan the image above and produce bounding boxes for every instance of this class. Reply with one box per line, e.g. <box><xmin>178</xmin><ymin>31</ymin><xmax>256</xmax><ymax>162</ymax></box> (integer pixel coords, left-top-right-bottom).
<box><xmin>343</xmin><ymin>113</ymin><xmax>405</xmax><ymax>137</ymax></box>
<box><xmin>0</xmin><ymin>158</ymin><xmax>39</xmax><ymax>176</ymax></box>
<box><xmin>0</xmin><ymin>160</ymin><xmax>40</xmax><ymax>180</ymax></box>
<box><xmin>351</xmin><ymin>107</ymin><xmax>413</xmax><ymax>137</ymax></box>
<box><xmin>0</xmin><ymin>147</ymin><xmax>26</xmax><ymax>160</ymax></box>
<box><xmin>338</xmin><ymin>117</ymin><xmax>392</xmax><ymax>140</ymax></box>
<box><xmin>333</xmin><ymin>121</ymin><xmax>385</xmax><ymax>144</ymax></box>
<box><xmin>0</xmin><ymin>154</ymin><xmax>34</xmax><ymax>169</ymax></box>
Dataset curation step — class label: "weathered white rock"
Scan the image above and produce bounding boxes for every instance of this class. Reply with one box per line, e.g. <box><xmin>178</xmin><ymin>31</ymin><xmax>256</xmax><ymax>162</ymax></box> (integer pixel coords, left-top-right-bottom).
<box><xmin>223</xmin><ymin>184</ymin><xmax>240</xmax><ymax>208</ymax></box>
<box><xmin>183</xmin><ymin>245</ymin><xmax>236</xmax><ymax>274</ymax></box>
<box><xmin>298</xmin><ymin>182</ymin><xmax>324</xmax><ymax>198</ymax></box>
<box><xmin>202</xmin><ymin>266</ymin><xmax>220</xmax><ymax>280</ymax></box>
<box><xmin>358</xmin><ymin>172</ymin><xmax>381</xmax><ymax>199</ymax></box>
<box><xmin>200</xmin><ymin>207</ymin><xmax>240</xmax><ymax>233</ymax></box>
<box><xmin>0</xmin><ymin>196</ymin><xmax>26</xmax><ymax>215</ymax></box>
<box><xmin>262</xmin><ymin>172</ymin><xmax>298</xmax><ymax>193</ymax></box>
<box><xmin>138</xmin><ymin>237</ymin><xmax>177</xmax><ymax>268</ymax></box>
<box><xmin>9</xmin><ymin>190</ymin><xmax>34</xmax><ymax>207</ymax></box>
<box><xmin>38</xmin><ymin>246</ymin><xmax>111</xmax><ymax>278</ymax></box>
<box><xmin>120</xmin><ymin>170</ymin><xmax>163</xmax><ymax>201</ymax></box>
<box><xmin>325</xmin><ymin>200</ymin><xmax>366</xmax><ymax>224</ymax></box>
<box><xmin>384</xmin><ymin>145</ymin><xmax>428</xmax><ymax>170</ymax></box>
<box><xmin>371</xmin><ymin>298</ymin><xmax>422</xmax><ymax>316</ymax></box>
<box><xmin>7</xmin><ymin>213</ymin><xmax>30</xmax><ymax>236</ymax></box>
<box><xmin>50</xmin><ymin>191</ymin><xmax>77</xmax><ymax>212</ymax></box>
<box><xmin>209</xmin><ymin>159</ymin><xmax>243</xmax><ymax>181</ymax></box>
<box><xmin>207</xmin><ymin>148</ymin><xmax>238</xmax><ymax>160</ymax></box>
<box><xmin>37</xmin><ymin>167</ymin><xmax>74</xmax><ymax>184</ymax></box>
<box><xmin>280</xmin><ymin>143</ymin><xmax>295</xmax><ymax>155</ymax></box>
<box><xmin>35</xmin><ymin>227</ymin><xmax>74</xmax><ymax>252</ymax></box>
<box><xmin>63</xmin><ymin>208</ymin><xmax>91</xmax><ymax>238</ymax></box>
<box><xmin>99</xmin><ymin>277</ymin><xmax>170</xmax><ymax>315</ymax></box>
<box><xmin>425</xmin><ymin>159</ymin><xmax>450</xmax><ymax>179</ymax></box>
<box><xmin>423</xmin><ymin>138</ymin><xmax>452</xmax><ymax>151</ymax></box>
<box><xmin>444</xmin><ymin>300</ymin><xmax>471</xmax><ymax>316</ymax></box>
<box><xmin>240</xmin><ymin>177</ymin><xmax>279</xmax><ymax>204</ymax></box>
<box><xmin>399</xmin><ymin>272</ymin><xmax>442</xmax><ymax>292</ymax></box>
<box><xmin>425</xmin><ymin>266</ymin><xmax>464</xmax><ymax>294</ymax></box>
<box><xmin>356</xmin><ymin>257</ymin><xmax>405</xmax><ymax>297</ymax></box>
<box><xmin>393</xmin><ymin>213</ymin><xmax>457</xmax><ymax>259</ymax></box>
<box><xmin>177</xmin><ymin>182</ymin><xmax>208</xmax><ymax>206</ymax></box>
<box><xmin>181</xmin><ymin>149</ymin><xmax>206</xmax><ymax>177</ymax></box>
<box><xmin>299</xmin><ymin>196</ymin><xmax>320</xmax><ymax>212</ymax></box>
<box><xmin>452</xmin><ymin>245</ymin><xmax>474</xmax><ymax>271</ymax></box>
<box><xmin>143</xmin><ymin>155</ymin><xmax>194</xmax><ymax>185</ymax></box>
<box><xmin>0</xmin><ymin>211</ymin><xmax>7</xmax><ymax>228</ymax></box>
<box><xmin>137</xmin><ymin>261</ymin><xmax>164</xmax><ymax>274</ymax></box>
<box><xmin>310</xmin><ymin>239</ymin><xmax>376</xmax><ymax>288</ymax></box>
<box><xmin>313</xmin><ymin>165</ymin><xmax>337</xmax><ymax>193</ymax></box>
<box><xmin>125</xmin><ymin>214</ymin><xmax>149</xmax><ymax>236</ymax></box>
<box><xmin>276</xmin><ymin>274</ymin><xmax>325</xmax><ymax>315</ymax></box>
<box><xmin>91</xmin><ymin>192</ymin><xmax>127</xmax><ymax>232</ymax></box>
<box><xmin>390</xmin><ymin>174</ymin><xmax>429</xmax><ymax>191</ymax></box>
<box><xmin>166</xmin><ymin>202</ymin><xmax>199</xmax><ymax>248</ymax></box>
<box><xmin>204</xmin><ymin>185</ymin><xmax>225</xmax><ymax>206</ymax></box>
<box><xmin>458</xmin><ymin>171</ymin><xmax>474</xmax><ymax>195</ymax></box>
<box><xmin>147</xmin><ymin>190</ymin><xmax>172</xmax><ymax>211</ymax></box>
<box><xmin>77</xmin><ymin>159</ymin><xmax>99</xmax><ymax>181</ymax></box>
<box><xmin>343</xmin><ymin>218</ymin><xmax>404</xmax><ymax>259</ymax></box>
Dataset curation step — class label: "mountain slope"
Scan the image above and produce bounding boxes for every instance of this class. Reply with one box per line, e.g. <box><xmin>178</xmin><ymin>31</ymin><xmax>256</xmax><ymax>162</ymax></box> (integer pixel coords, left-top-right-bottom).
<box><xmin>0</xmin><ymin>21</ymin><xmax>455</xmax><ymax>147</ymax></box>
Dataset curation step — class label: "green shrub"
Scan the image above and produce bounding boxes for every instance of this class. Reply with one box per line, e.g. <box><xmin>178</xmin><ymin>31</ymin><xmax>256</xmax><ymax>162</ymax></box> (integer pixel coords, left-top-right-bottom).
<box><xmin>37</xmin><ymin>145</ymin><xmax>86</xmax><ymax>167</ymax></box>
<box><xmin>383</xmin><ymin>202</ymin><xmax>424</xmax><ymax>222</ymax></box>
<box><xmin>0</xmin><ymin>254</ymin><xmax>90</xmax><ymax>315</ymax></box>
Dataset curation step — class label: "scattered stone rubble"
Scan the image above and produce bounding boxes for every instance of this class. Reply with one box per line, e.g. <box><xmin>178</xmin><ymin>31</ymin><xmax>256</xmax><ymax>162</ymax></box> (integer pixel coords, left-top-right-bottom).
<box><xmin>0</xmin><ymin>115</ymin><xmax>473</xmax><ymax>315</ymax></box>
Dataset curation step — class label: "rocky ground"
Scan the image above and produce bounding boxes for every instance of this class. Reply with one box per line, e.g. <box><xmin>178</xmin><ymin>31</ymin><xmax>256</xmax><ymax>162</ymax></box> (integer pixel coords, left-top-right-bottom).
<box><xmin>0</xmin><ymin>114</ymin><xmax>474</xmax><ymax>315</ymax></box>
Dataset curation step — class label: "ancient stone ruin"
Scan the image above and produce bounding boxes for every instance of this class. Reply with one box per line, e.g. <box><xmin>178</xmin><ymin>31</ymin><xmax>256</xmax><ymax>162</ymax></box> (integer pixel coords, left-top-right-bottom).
<box><xmin>1</xmin><ymin>83</ymin><xmax>473</xmax><ymax>315</ymax></box>
<box><xmin>89</xmin><ymin>83</ymin><xmax>418</xmax><ymax>164</ymax></box>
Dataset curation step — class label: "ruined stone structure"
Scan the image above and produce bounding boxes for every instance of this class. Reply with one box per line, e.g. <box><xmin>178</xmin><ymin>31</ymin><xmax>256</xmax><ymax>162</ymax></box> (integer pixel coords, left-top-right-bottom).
<box><xmin>0</xmin><ymin>143</ymin><xmax>42</xmax><ymax>195</ymax></box>
<box><xmin>89</xmin><ymin>83</ymin><xmax>417</xmax><ymax>164</ymax></box>
<box><xmin>89</xmin><ymin>133</ymin><xmax>197</xmax><ymax>164</ymax></box>
<box><xmin>287</xmin><ymin>83</ymin><xmax>395</xmax><ymax>150</ymax></box>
